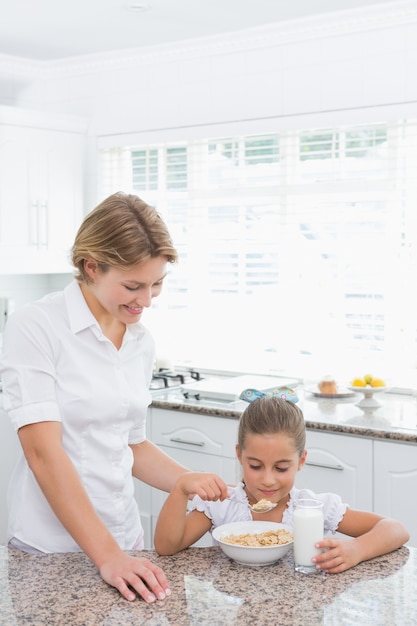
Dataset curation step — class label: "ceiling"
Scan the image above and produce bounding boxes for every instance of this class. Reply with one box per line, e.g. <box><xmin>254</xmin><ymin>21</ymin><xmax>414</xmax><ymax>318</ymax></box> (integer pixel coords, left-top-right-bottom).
<box><xmin>0</xmin><ymin>0</ymin><xmax>394</xmax><ymax>62</ymax></box>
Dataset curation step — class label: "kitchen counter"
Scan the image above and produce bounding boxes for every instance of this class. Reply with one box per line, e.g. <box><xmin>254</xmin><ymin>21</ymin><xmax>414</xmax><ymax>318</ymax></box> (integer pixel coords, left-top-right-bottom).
<box><xmin>151</xmin><ymin>386</ymin><xmax>417</xmax><ymax>443</ymax></box>
<box><xmin>1</xmin><ymin>544</ymin><xmax>416</xmax><ymax>625</ymax></box>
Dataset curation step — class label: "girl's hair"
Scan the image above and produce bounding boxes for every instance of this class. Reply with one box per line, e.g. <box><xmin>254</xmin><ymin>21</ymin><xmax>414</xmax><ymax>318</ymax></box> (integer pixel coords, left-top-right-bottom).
<box><xmin>71</xmin><ymin>191</ymin><xmax>178</xmax><ymax>283</ymax></box>
<box><xmin>238</xmin><ymin>396</ymin><xmax>306</xmax><ymax>456</ymax></box>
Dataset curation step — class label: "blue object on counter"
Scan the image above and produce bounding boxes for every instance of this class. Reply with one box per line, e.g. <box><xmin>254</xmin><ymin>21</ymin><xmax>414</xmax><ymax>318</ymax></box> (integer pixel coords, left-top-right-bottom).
<box><xmin>239</xmin><ymin>386</ymin><xmax>299</xmax><ymax>403</ymax></box>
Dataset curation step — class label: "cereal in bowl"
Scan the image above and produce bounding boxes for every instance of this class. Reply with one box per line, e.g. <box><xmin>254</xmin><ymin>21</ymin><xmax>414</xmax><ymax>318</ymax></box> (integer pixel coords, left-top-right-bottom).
<box><xmin>222</xmin><ymin>528</ymin><xmax>293</xmax><ymax>547</ymax></box>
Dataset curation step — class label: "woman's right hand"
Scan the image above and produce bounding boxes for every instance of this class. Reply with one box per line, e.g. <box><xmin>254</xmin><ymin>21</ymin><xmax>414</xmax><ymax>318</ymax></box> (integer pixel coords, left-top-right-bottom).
<box><xmin>174</xmin><ymin>471</ymin><xmax>229</xmax><ymax>501</ymax></box>
<box><xmin>99</xmin><ymin>551</ymin><xmax>171</xmax><ymax>603</ymax></box>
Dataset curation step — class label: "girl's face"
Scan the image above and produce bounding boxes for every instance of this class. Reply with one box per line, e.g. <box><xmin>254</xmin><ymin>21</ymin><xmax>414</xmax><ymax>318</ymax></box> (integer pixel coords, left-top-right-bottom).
<box><xmin>82</xmin><ymin>256</ymin><xmax>168</xmax><ymax>324</ymax></box>
<box><xmin>236</xmin><ymin>432</ymin><xmax>307</xmax><ymax>508</ymax></box>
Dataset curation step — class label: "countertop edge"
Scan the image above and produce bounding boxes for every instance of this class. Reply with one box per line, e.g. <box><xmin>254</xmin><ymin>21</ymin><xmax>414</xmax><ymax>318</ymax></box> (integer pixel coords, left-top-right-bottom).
<box><xmin>151</xmin><ymin>398</ymin><xmax>417</xmax><ymax>444</ymax></box>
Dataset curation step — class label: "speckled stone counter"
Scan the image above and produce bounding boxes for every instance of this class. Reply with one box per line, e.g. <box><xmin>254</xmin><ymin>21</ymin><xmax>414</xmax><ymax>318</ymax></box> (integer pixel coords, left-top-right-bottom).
<box><xmin>151</xmin><ymin>386</ymin><xmax>417</xmax><ymax>443</ymax></box>
<box><xmin>1</xmin><ymin>544</ymin><xmax>416</xmax><ymax>625</ymax></box>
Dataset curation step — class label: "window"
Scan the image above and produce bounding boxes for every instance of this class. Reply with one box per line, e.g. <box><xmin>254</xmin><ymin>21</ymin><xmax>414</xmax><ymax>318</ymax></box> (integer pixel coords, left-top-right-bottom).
<box><xmin>99</xmin><ymin>120</ymin><xmax>417</xmax><ymax>381</ymax></box>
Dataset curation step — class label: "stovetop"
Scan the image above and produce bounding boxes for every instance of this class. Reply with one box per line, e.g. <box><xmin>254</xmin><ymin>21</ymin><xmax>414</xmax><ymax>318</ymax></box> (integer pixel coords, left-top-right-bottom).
<box><xmin>149</xmin><ymin>368</ymin><xmax>204</xmax><ymax>391</ymax></box>
<box><xmin>150</xmin><ymin>370</ymin><xmax>300</xmax><ymax>405</ymax></box>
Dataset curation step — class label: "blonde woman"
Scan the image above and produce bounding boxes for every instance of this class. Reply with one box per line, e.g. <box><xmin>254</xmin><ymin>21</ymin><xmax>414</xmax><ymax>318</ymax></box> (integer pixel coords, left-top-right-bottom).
<box><xmin>0</xmin><ymin>192</ymin><xmax>197</xmax><ymax>603</ymax></box>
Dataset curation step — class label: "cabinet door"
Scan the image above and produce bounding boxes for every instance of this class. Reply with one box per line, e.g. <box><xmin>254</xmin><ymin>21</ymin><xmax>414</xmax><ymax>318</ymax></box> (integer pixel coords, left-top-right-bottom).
<box><xmin>295</xmin><ymin>430</ymin><xmax>373</xmax><ymax>511</ymax></box>
<box><xmin>149</xmin><ymin>409</ymin><xmax>240</xmax><ymax>548</ymax></box>
<box><xmin>374</xmin><ymin>440</ymin><xmax>417</xmax><ymax>547</ymax></box>
<box><xmin>42</xmin><ymin>130</ymin><xmax>84</xmax><ymax>269</ymax></box>
<box><xmin>0</xmin><ymin>124</ymin><xmax>84</xmax><ymax>274</ymax></box>
<box><xmin>0</xmin><ymin>125</ymin><xmax>32</xmax><ymax>260</ymax></box>
<box><xmin>151</xmin><ymin>409</ymin><xmax>239</xmax><ymax>459</ymax></box>
<box><xmin>151</xmin><ymin>445</ymin><xmax>238</xmax><ymax>548</ymax></box>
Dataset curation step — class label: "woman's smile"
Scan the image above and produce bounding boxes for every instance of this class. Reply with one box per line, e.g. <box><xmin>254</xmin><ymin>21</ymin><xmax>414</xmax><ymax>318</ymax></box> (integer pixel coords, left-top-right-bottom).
<box><xmin>123</xmin><ymin>303</ymin><xmax>143</xmax><ymax>315</ymax></box>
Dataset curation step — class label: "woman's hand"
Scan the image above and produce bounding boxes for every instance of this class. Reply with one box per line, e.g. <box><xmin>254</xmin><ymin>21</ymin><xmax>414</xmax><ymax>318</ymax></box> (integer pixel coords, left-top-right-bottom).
<box><xmin>99</xmin><ymin>552</ymin><xmax>171</xmax><ymax>603</ymax></box>
<box><xmin>312</xmin><ymin>537</ymin><xmax>361</xmax><ymax>573</ymax></box>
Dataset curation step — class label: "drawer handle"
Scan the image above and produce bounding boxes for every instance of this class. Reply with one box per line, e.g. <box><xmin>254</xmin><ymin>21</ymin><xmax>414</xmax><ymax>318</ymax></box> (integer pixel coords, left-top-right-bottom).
<box><xmin>305</xmin><ymin>461</ymin><xmax>344</xmax><ymax>471</ymax></box>
<box><xmin>170</xmin><ymin>437</ymin><xmax>205</xmax><ymax>447</ymax></box>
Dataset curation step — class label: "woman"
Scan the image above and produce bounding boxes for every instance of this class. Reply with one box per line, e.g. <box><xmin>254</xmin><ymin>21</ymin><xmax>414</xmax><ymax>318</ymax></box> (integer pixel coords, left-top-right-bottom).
<box><xmin>0</xmin><ymin>192</ymin><xmax>195</xmax><ymax>603</ymax></box>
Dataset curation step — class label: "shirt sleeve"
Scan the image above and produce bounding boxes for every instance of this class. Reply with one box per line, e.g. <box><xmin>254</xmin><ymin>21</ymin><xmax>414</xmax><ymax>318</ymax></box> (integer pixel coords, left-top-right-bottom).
<box><xmin>127</xmin><ymin>404</ymin><xmax>149</xmax><ymax>445</ymax></box>
<box><xmin>0</xmin><ymin>304</ymin><xmax>62</xmax><ymax>430</ymax></box>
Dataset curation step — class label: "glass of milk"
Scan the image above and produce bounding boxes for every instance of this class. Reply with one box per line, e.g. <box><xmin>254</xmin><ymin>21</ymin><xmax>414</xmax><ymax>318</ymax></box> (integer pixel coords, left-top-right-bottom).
<box><xmin>293</xmin><ymin>498</ymin><xmax>324</xmax><ymax>574</ymax></box>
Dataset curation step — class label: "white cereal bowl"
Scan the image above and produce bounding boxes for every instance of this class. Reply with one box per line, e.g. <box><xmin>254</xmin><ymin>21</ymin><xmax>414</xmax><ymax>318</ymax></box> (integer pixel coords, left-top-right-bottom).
<box><xmin>212</xmin><ymin>520</ymin><xmax>293</xmax><ymax>567</ymax></box>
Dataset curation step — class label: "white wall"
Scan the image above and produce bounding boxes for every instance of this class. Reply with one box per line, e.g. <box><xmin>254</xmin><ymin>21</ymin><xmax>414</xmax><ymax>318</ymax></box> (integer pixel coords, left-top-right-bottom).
<box><xmin>0</xmin><ymin>274</ymin><xmax>72</xmax><ymax>314</ymax></box>
<box><xmin>1</xmin><ymin>1</ymin><xmax>417</xmax><ymax>307</ymax></box>
<box><xmin>3</xmin><ymin>0</ymin><xmax>417</xmax><ymax>140</ymax></box>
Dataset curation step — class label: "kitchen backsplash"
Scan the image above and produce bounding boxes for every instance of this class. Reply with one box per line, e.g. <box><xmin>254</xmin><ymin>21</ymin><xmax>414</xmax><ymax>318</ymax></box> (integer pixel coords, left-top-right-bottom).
<box><xmin>0</xmin><ymin>273</ymin><xmax>72</xmax><ymax>316</ymax></box>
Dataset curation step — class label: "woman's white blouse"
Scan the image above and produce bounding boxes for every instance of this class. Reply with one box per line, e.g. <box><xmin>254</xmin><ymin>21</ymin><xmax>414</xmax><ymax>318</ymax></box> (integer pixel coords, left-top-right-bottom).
<box><xmin>0</xmin><ymin>281</ymin><xmax>154</xmax><ymax>553</ymax></box>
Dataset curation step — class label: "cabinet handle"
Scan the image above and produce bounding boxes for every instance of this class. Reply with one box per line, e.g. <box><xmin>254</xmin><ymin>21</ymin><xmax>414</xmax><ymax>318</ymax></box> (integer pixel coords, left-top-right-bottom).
<box><xmin>29</xmin><ymin>201</ymin><xmax>48</xmax><ymax>248</ymax></box>
<box><xmin>29</xmin><ymin>201</ymin><xmax>38</xmax><ymax>246</ymax></box>
<box><xmin>169</xmin><ymin>437</ymin><xmax>205</xmax><ymax>447</ymax></box>
<box><xmin>305</xmin><ymin>461</ymin><xmax>344</xmax><ymax>471</ymax></box>
<box><xmin>38</xmin><ymin>201</ymin><xmax>48</xmax><ymax>248</ymax></box>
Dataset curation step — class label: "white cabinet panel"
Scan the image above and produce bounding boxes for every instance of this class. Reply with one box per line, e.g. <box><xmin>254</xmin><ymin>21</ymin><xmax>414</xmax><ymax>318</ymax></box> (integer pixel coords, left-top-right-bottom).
<box><xmin>0</xmin><ymin>113</ymin><xmax>85</xmax><ymax>274</ymax></box>
<box><xmin>151</xmin><ymin>445</ymin><xmax>238</xmax><ymax>548</ymax></box>
<box><xmin>39</xmin><ymin>130</ymin><xmax>85</xmax><ymax>265</ymax></box>
<box><xmin>0</xmin><ymin>125</ymin><xmax>32</xmax><ymax>257</ymax></box>
<box><xmin>151</xmin><ymin>409</ymin><xmax>238</xmax><ymax>459</ymax></box>
<box><xmin>374</xmin><ymin>440</ymin><xmax>417</xmax><ymax>547</ymax></box>
<box><xmin>295</xmin><ymin>430</ymin><xmax>373</xmax><ymax>511</ymax></box>
<box><xmin>143</xmin><ymin>408</ymin><xmax>240</xmax><ymax>548</ymax></box>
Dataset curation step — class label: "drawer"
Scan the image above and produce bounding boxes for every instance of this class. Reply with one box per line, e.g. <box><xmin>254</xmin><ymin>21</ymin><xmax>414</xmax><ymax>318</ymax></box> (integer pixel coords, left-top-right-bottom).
<box><xmin>150</xmin><ymin>408</ymin><xmax>239</xmax><ymax>458</ymax></box>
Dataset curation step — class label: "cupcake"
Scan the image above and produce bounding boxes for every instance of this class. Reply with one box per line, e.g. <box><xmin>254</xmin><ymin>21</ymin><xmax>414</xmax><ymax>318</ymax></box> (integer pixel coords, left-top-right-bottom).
<box><xmin>318</xmin><ymin>375</ymin><xmax>337</xmax><ymax>394</ymax></box>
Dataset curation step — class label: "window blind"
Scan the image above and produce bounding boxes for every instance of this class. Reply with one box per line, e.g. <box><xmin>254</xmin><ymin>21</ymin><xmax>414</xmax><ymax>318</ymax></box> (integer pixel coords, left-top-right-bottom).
<box><xmin>99</xmin><ymin>120</ymin><xmax>417</xmax><ymax>381</ymax></box>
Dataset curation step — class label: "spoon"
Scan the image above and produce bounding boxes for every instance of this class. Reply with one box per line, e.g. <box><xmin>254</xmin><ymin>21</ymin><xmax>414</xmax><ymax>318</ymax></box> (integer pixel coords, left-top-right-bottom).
<box><xmin>227</xmin><ymin>496</ymin><xmax>278</xmax><ymax>513</ymax></box>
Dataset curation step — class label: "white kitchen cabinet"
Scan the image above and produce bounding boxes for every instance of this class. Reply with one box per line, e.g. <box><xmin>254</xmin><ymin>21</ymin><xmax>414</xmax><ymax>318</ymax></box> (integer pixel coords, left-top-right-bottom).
<box><xmin>0</xmin><ymin>403</ymin><xmax>21</xmax><ymax>545</ymax></box>
<box><xmin>374</xmin><ymin>440</ymin><xmax>417</xmax><ymax>547</ymax></box>
<box><xmin>295</xmin><ymin>430</ymin><xmax>373</xmax><ymax>511</ymax></box>
<box><xmin>145</xmin><ymin>408</ymin><xmax>240</xmax><ymax>548</ymax></box>
<box><xmin>34</xmin><ymin>129</ymin><xmax>85</xmax><ymax>268</ymax></box>
<box><xmin>0</xmin><ymin>107</ymin><xmax>86</xmax><ymax>274</ymax></box>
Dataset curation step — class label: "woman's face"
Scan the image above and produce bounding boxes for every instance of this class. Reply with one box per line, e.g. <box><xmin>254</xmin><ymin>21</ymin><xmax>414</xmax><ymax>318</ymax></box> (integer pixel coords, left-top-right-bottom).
<box><xmin>236</xmin><ymin>432</ymin><xmax>306</xmax><ymax>507</ymax></box>
<box><xmin>83</xmin><ymin>256</ymin><xmax>169</xmax><ymax>324</ymax></box>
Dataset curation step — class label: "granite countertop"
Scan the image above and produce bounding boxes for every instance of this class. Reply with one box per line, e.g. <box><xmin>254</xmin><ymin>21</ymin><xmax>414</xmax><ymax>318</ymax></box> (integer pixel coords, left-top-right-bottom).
<box><xmin>151</xmin><ymin>386</ymin><xmax>417</xmax><ymax>443</ymax></box>
<box><xmin>1</xmin><ymin>544</ymin><xmax>416</xmax><ymax>625</ymax></box>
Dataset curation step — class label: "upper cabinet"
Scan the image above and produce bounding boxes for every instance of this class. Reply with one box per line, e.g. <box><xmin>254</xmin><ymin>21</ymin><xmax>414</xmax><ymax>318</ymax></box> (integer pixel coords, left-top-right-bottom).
<box><xmin>0</xmin><ymin>106</ymin><xmax>87</xmax><ymax>274</ymax></box>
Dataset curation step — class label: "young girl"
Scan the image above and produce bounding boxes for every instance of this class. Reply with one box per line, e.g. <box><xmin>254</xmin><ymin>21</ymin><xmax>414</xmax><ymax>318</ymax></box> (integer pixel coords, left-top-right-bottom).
<box><xmin>154</xmin><ymin>396</ymin><xmax>409</xmax><ymax>573</ymax></box>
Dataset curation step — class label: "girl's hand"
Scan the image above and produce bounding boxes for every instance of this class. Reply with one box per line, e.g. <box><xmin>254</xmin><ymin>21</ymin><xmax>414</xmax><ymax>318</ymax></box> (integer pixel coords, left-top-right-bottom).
<box><xmin>313</xmin><ymin>511</ymin><xmax>409</xmax><ymax>573</ymax></box>
<box><xmin>99</xmin><ymin>552</ymin><xmax>171</xmax><ymax>603</ymax></box>
<box><xmin>174</xmin><ymin>471</ymin><xmax>229</xmax><ymax>501</ymax></box>
<box><xmin>312</xmin><ymin>537</ymin><xmax>361</xmax><ymax>573</ymax></box>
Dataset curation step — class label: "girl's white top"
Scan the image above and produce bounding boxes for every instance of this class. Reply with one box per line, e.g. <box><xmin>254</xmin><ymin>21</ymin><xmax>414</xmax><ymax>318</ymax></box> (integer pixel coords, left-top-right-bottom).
<box><xmin>189</xmin><ymin>483</ymin><xmax>347</xmax><ymax>535</ymax></box>
<box><xmin>0</xmin><ymin>281</ymin><xmax>154</xmax><ymax>552</ymax></box>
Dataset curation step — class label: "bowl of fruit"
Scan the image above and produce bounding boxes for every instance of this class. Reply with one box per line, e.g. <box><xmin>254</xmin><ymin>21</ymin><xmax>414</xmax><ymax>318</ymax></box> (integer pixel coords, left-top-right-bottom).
<box><xmin>349</xmin><ymin>374</ymin><xmax>387</xmax><ymax>408</ymax></box>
